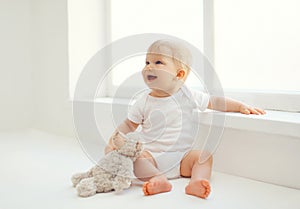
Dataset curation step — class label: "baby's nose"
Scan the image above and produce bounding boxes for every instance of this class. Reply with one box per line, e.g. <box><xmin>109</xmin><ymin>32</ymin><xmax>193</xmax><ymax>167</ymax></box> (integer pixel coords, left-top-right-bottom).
<box><xmin>145</xmin><ymin>64</ymin><xmax>154</xmax><ymax>71</ymax></box>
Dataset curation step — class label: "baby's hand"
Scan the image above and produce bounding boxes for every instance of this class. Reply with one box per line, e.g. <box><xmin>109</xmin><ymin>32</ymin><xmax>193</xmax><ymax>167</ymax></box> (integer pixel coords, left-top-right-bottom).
<box><xmin>239</xmin><ymin>104</ymin><xmax>266</xmax><ymax>115</ymax></box>
<box><xmin>104</xmin><ymin>145</ymin><xmax>116</xmax><ymax>155</ymax></box>
<box><xmin>104</xmin><ymin>134</ymin><xmax>118</xmax><ymax>154</ymax></box>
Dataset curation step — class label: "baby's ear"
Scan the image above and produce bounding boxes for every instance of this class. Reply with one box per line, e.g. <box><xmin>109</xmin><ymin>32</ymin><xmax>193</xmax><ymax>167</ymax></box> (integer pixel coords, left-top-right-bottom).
<box><xmin>176</xmin><ymin>69</ymin><xmax>186</xmax><ymax>80</ymax></box>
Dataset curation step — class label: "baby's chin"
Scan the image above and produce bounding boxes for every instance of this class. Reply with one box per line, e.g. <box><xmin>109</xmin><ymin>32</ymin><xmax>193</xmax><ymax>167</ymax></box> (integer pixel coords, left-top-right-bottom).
<box><xmin>146</xmin><ymin>83</ymin><xmax>183</xmax><ymax>96</ymax></box>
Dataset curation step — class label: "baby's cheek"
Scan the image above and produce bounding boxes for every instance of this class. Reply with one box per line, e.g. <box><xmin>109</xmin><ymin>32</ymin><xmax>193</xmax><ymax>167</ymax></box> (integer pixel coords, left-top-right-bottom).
<box><xmin>152</xmin><ymin>72</ymin><xmax>178</xmax><ymax>91</ymax></box>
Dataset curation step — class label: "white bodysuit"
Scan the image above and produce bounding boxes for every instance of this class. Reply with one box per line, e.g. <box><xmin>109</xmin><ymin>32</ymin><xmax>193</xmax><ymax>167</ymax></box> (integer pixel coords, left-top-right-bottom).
<box><xmin>128</xmin><ymin>85</ymin><xmax>210</xmax><ymax>178</ymax></box>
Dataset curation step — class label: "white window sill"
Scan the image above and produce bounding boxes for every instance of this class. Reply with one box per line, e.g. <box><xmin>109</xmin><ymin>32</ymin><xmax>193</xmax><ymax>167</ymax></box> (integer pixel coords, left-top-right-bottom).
<box><xmin>195</xmin><ymin>110</ymin><xmax>300</xmax><ymax>138</ymax></box>
<box><xmin>92</xmin><ymin>98</ymin><xmax>300</xmax><ymax>138</ymax></box>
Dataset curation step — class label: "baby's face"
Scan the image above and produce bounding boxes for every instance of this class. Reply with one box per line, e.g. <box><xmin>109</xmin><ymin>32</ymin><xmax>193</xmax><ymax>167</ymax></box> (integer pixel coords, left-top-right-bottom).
<box><xmin>142</xmin><ymin>53</ymin><xmax>184</xmax><ymax>97</ymax></box>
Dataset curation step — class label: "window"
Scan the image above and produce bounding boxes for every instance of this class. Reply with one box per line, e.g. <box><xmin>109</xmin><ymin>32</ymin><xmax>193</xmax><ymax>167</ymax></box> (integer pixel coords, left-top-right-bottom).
<box><xmin>68</xmin><ymin>0</ymin><xmax>300</xmax><ymax>112</ymax></box>
<box><xmin>102</xmin><ymin>0</ymin><xmax>207</xmax><ymax>97</ymax></box>
<box><xmin>214</xmin><ymin>0</ymin><xmax>300</xmax><ymax>111</ymax></box>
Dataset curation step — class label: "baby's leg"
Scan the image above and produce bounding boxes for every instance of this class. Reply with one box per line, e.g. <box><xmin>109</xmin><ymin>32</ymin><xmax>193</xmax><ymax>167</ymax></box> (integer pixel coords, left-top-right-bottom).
<box><xmin>180</xmin><ymin>150</ymin><xmax>212</xmax><ymax>198</ymax></box>
<box><xmin>134</xmin><ymin>151</ymin><xmax>172</xmax><ymax>195</ymax></box>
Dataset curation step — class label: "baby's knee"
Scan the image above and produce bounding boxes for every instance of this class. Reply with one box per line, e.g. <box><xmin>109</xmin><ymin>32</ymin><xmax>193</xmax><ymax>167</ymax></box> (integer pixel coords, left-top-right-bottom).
<box><xmin>137</xmin><ymin>151</ymin><xmax>156</xmax><ymax>165</ymax></box>
<box><xmin>197</xmin><ymin>151</ymin><xmax>213</xmax><ymax>165</ymax></box>
<box><xmin>185</xmin><ymin>150</ymin><xmax>213</xmax><ymax>165</ymax></box>
<box><xmin>138</xmin><ymin>150</ymin><xmax>152</xmax><ymax>159</ymax></box>
<box><xmin>134</xmin><ymin>150</ymin><xmax>157</xmax><ymax>170</ymax></box>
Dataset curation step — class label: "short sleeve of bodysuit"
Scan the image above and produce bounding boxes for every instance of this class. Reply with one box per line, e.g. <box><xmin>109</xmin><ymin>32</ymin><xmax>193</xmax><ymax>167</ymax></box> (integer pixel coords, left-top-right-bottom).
<box><xmin>181</xmin><ymin>85</ymin><xmax>210</xmax><ymax>111</ymax></box>
<box><xmin>127</xmin><ymin>94</ymin><xmax>147</xmax><ymax>124</ymax></box>
<box><xmin>191</xmin><ymin>90</ymin><xmax>210</xmax><ymax>111</ymax></box>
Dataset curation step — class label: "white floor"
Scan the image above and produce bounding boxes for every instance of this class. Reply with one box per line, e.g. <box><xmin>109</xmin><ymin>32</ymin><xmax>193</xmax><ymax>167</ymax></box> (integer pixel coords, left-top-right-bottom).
<box><xmin>0</xmin><ymin>130</ymin><xmax>299</xmax><ymax>209</ymax></box>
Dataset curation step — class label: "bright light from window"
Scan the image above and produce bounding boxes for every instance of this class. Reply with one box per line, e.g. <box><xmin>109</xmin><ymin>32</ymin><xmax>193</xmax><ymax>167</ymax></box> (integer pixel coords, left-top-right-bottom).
<box><xmin>112</xmin><ymin>55</ymin><xmax>145</xmax><ymax>86</ymax></box>
<box><xmin>110</xmin><ymin>0</ymin><xmax>204</xmax><ymax>92</ymax></box>
<box><xmin>214</xmin><ymin>0</ymin><xmax>300</xmax><ymax>92</ymax></box>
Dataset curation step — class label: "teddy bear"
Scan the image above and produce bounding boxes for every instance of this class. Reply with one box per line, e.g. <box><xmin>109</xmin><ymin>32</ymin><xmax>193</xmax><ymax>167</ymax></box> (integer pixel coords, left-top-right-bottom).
<box><xmin>71</xmin><ymin>131</ymin><xmax>143</xmax><ymax>197</ymax></box>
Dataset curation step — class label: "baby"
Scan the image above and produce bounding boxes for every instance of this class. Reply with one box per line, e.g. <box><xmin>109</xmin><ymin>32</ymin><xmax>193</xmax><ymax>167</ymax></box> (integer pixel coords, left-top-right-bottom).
<box><xmin>105</xmin><ymin>39</ymin><xmax>265</xmax><ymax>198</ymax></box>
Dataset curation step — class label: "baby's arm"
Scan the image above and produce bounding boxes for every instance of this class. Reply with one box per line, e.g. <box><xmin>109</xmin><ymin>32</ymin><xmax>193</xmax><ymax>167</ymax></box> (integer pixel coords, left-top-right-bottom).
<box><xmin>208</xmin><ymin>96</ymin><xmax>266</xmax><ymax>115</ymax></box>
<box><xmin>104</xmin><ymin>119</ymin><xmax>139</xmax><ymax>154</ymax></box>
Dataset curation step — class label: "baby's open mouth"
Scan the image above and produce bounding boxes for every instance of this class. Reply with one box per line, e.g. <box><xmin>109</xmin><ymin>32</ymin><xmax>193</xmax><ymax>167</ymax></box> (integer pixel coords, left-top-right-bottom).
<box><xmin>147</xmin><ymin>75</ymin><xmax>157</xmax><ymax>81</ymax></box>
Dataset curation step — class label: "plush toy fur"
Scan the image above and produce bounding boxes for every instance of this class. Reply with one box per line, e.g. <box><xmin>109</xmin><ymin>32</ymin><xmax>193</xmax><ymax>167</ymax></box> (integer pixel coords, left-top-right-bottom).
<box><xmin>71</xmin><ymin>132</ymin><xmax>143</xmax><ymax>197</ymax></box>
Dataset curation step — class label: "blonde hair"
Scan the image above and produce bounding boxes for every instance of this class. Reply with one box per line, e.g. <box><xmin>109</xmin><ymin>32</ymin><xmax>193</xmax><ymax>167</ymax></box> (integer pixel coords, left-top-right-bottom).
<box><xmin>147</xmin><ymin>39</ymin><xmax>192</xmax><ymax>78</ymax></box>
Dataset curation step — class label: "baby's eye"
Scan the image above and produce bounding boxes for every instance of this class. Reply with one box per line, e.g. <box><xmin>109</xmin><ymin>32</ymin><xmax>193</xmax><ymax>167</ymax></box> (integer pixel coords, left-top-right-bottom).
<box><xmin>155</xmin><ymin>61</ymin><xmax>163</xmax><ymax>64</ymax></box>
<box><xmin>145</xmin><ymin>61</ymin><xmax>150</xmax><ymax>65</ymax></box>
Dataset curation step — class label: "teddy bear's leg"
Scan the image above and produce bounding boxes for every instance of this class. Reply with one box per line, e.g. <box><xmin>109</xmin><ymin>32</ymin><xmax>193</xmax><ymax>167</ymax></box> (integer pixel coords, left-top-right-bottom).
<box><xmin>112</xmin><ymin>176</ymin><xmax>131</xmax><ymax>192</ymax></box>
<box><xmin>71</xmin><ymin>170</ymin><xmax>93</xmax><ymax>187</ymax></box>
<box><xmin>93</xmin><ymin>171</ymin><xmax>115</xmax><ymax>193</ymax></box>
<box><xmin>76</xmin><ymin>177</ymin><xmax>97</xmax><ymax>197</ymax></box>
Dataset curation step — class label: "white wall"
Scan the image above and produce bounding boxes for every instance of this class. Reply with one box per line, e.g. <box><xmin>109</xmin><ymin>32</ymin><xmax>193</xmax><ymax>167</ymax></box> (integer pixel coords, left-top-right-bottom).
<box><xmin>213</xmin><ymin>128</ymin><xmax>300</xmax><ymax>189</ymax></box>
<box><xmin>0</xmin><ymin>0</ymin><xmax>74</xmax><ymax>136</ymax></box>
<box><xmin>0</xmin><ymin>0</ymin><xmax>33</xmax><ymax>130</ymax></box>
<box><xmin>31</xmin><ymin>0</ymin><xmax>73</xmax><ymax>136</ymax></box>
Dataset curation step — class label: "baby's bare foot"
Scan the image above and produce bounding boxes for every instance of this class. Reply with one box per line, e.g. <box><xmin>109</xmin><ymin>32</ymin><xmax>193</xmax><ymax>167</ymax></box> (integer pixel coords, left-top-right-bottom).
<box><xmin>143</xmin><ymin>176</ymin><xmax>172</xmax><ymax>196</ymax></box>
<box><xmin>185</xmin><ymin>179</ymin><xmax>211</xmax><ymax>198</ymax></box>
